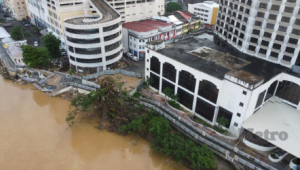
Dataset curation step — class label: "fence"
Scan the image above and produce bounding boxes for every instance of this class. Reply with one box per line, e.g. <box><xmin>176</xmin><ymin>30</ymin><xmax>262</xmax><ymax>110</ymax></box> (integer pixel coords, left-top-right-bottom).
<box><xmin>82</xmin><ymin>69</ymin><xmax>144</xmax><ymax>80</ymax></box>
<box><xmin>64</xmin><ymin>81</ymin><xmax>97</xmax><ymax>91</ymax></box>
<box><xmin>140</xmin><ymin>97</ymin><xmax>278</xmax><ymax>170</ymax></box>
<box><xmin>129</xmin><ymin>80</ymin><xmax>144</xmax><ymax>96</ymax></box>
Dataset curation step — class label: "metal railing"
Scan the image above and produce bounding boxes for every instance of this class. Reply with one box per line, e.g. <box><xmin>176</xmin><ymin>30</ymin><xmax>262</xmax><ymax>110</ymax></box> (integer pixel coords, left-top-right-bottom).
<box><xmin>139</xmin><ymin>97</ymin><xmax>278</xmax><ymax>170</ymax></box>
<box><xmin>82</xmin><ymin>69</ymin><xmax>144</xmax><ymax>80</ymax></box>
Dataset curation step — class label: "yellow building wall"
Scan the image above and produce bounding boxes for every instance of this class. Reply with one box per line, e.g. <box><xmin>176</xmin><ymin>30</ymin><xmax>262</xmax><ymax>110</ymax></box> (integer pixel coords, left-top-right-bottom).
<box><xmin>210</xmin><ymin>7</ymin><xmax>218</xmax><ymax>25</ymax></box>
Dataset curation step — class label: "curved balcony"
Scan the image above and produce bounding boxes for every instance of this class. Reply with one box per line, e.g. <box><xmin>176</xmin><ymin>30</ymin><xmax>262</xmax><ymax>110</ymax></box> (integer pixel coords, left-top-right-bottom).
<box><xmin>243</xmin><ymin>132</ymin><xmax>277</xmax><ymax>152</ymax></box>
<box><xmin>105</xmin><ymin>41</ymin><xmax>121</xmax><ymax>52</ymax></box>
<box><xmin>65</xmin><ymin>30</ymin><xmax>100</xmax><ymax>39</ymax></box>
<box><xmin>69</xmin><ymin>58</ymin><xmax>104</xmax><ymax>67</ymax></box>
<box><xmin>68</xmin><ymin>47</ymin><xmax>103</xmax><ymax>59</ymax></box>
<box><xmin>104</xmin><ymin>33</ymin><xmax>122</xmax><ymax>45</ymax></box>
<box><xmin>66</xmin><ymin>28</ymin><xmax>99</xmax><ymax>34</ymax></box>
<box><xmin>66</xmin><ymin>37</ymin><xmax>101</xmax><ymax>48</ymax></box>
<box><xmin>106</xmin><ymin>51</ymin><xmax>122</xmax><ymax>65</ymax></box>
<box><xmin>104</xmin><ymin>44</ymin><xmax>122</xmax><ymax>56</ymax></box>
<box><xmin>104</xmin><ymin>32</ymin><xmax>120</xmax><ymax>41</ymax></box>
<box><xmin>102</xmin><ymin>24</ymin><xmax>122</xmax><ymax>36</ymax></box>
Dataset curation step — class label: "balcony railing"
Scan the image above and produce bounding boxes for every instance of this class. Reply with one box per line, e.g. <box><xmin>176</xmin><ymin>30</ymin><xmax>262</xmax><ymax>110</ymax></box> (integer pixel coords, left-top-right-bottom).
<box><xmin>105</xmin><ymin>41</ymin><xmax>120</xmax><ymax>52</ymax></box>
<box><xmin>66</xmin><ymin>28</ymin><xmax>99</xmax><ymax>34</ymax></box>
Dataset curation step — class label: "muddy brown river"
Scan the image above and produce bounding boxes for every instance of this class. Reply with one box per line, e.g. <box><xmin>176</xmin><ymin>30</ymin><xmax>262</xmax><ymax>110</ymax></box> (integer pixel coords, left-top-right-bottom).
<box><xmin>0</xmin><ymin>78</ymin><xmax>189</xmax><ymax>170</ymax></box>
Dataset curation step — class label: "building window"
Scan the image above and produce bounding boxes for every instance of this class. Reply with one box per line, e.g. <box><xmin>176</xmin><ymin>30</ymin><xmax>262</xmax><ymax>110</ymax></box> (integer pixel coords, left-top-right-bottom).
<box><xmin>261</xmin><ymin>40</ymin><xmax>269</xmax><ymax>47</ymax></box>
<box><xmin>284</xmin><ymin>6</ymin><xmax>294</xmax><ymax>13</ymax></box>
<box><xmin>259</xmin><ymin>3</ymin><xmax>267</xmax><ymax>9</ymax></box>
<box><xmin>271</xmin><ymin>5</ymin><xmax>280</xmax><ymax>11</ymax></box>
<box><xmin>178</xmin><ymin>70</ymin><xmax>196</xmax><ymax>93</ymax></box>
<box><xmin>263</xmin><ymin>32</ymin><xmax>272</xmax><ymax>38</ymax></box>
<box><xmin>163</xmin><ymin>62</ymin><xmax>176</xmax><ymax>82</ymax></box>
<box><xmin>255</xmin><ymin>90</ymin><xmax>266</xmax><ymax>109</ymax></box>
<box><xmin>243</xmin><ymin>91</ymin><xmax>247</xmax><ymax>95</ymax></box>
<box><xmin>177</xmin><ymin>88</ymin><xmax>194</xmax><ymax>110</ymax></box>
<box><xmin>269</xmin><ymin>14</ymin><xmax>277</xmax><ymax>20</ymax></box>
<box><xmin>288</xmin><ymin>38</ymin><xmax>298</xmax><ymax>45</ymax></box>
<box><xmin>217</xmin><ymin>107</ymin><xmax>233</xmax><ymax>128</ymax></box>
<box><xmin>234</xmin><ymin>122</ymin><xmax>238</xmax><ymax>127</ymax></box>
<box><xmin>150</xmin><ymin>56</ymin><xmax>160</xmax><ymax>74</ymax></box>
<box><xmin>273</xmin><ymin>43</ymin><xmax>281</xmax><ymax>50</ymax></box>
<box><xmin>292</xmin><ymin>29</ymin><xmax>300</xmax><ymax>35</ymax></box>
<box><xmin>239</xmin><ymin>102</ymin><xmax>244</xmax><ymax>107</ymax></box>
<box><xmin>286</xmin><ymin>47</ymin><xmax>295</xmax><ymax>54</ymax></box>
<box><xmin>270</xmin><ymin>52</ymin><xmax>279</xmax><ymax>58</ymax></box>
<box><xmin>150</xmin><ymin>72</ymin><xmax>160</xmax><ymax>90</ymax></box>
<box><xmin>264</xmin><ymin>81</ymin><xmax>278</xmax><ymax>102</ymax></box>
<box><xmin>237</xmin><ymin>113</ymin><xmax>241</xmax><ymax>117</ymax></box>
<box><xmin>278</xmin><ymin>26</ymin><xmax>287</xmax><ymax>32</ymax></box>
<box><xmin>198</xmin><ymin>80</ymin><xmax>219</xmax><ymax>103</ymax></box>
<box><xmin>275</xmin><ymin>35</ymin><xmax>285</xmax><ymax>41</ymax></box>
<box><xmin>283</xmin><ymin>55</ymin><xmax>292</xmax><ymax>62</ymax></box>
<box><xmin>281</xmin><ymin>16</ymin><xmax>290</xmax><ymax>23</ymax></box>
<box><xmin>257</xmin><ymin>12</ymin><xmax>264</xmax><ymax>18</ymax></box>
<box><xmin>162</xmin><ymin>79</ymin><xmax>175</xmax><ymax>96</ymax></box>
<box><xmin>195</xmin><ymin>98</ymin><xmax>215</xmax><ymax>122</ymax></box>
<box><xmin>275</xmin><ymin>81</ymin><xmax>300</xmax><ymax>105</ymax></box>
<box><xmin>266</xmin><ymin>23</ymin><xmax>275</xmax><ymax>29</ymax></box>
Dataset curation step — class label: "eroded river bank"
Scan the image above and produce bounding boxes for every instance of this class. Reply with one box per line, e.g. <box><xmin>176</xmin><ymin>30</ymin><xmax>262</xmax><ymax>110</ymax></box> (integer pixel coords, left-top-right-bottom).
<box><xmin>0</xmin><ymin>77</ymin><xmax>235</xmax><ymax>170</ymax></box>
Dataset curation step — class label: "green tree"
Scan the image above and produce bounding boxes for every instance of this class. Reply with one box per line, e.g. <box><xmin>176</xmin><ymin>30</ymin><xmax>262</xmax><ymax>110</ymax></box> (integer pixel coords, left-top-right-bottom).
<box><xmin>166</xmin><ymin>2</ymin><xmax>182</xmax><ymax>13</ymax></box>
<box><xmin>41</xmin><ymin>32</ymin><xmax>61</xmax><ymax>59</ymax></box>
<box><xmin>149</xmin><ymin>117</ymin><xmax>171</xmax><ymax>136</ymax></box>
<box><xmin>10</xmin><ymin>25</ymin><xmax>29</xmax><ymax>40</ymax></box>
<box><xmin>217</xmin><ymin>116</ymin><xmax>228</xmax><ymax>131</ymax></box>
<box><xmin>163</xmin><ymin>87</ymin><xmax>173</xmax><ymax>100</ymax></box>
<box><xmin>22</xmin><ymin>45</ymin><xmax>50</xmax><ymax>68</ymax></box>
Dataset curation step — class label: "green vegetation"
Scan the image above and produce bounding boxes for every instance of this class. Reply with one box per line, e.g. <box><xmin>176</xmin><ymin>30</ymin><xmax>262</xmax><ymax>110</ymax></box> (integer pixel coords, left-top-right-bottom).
<box><xmin>41</xmin><ymin>32</ymin><xmax>61</xmax><ymax>59</ymax></box>
<box><xmin>166</xmin><ymin>2</ymin><xmax>182</xmax><ymax>13</ymax></box>
<box><xmin>67</xmin><ymin>77</ymin><xmax>216</xmax><ymax>169</ymax></box>
<box><xmin>121</xmin><ymin>110</ymin><xmax>216</xmax><ymax>169</ymax></box>
<box><xmin>194</xmin><ymin>116</ymin><xmax>228</xmax><ymax>134</ymax></box>
<box><xmin>217</xmin><ymin>116</ymin><xmax>228</xmax><ymax>131</ymax></box>
<box><xmin>22</xmin><ymin>18</ymin><xmax>27</xmax><ymax>22</ymax></box>
<box><xmin>11</xmin><ymin>25</ymin><xmax>30</xmax><ymax>40</ymax></box>
<box><xmin>132</xmin><ymin>92</ymin><xmax>140</xmax><ymax>98</ymax></box>
<box><xmin>22</xmin><ymin>45</ymin><xmax>50</xmax><ymax>68</ymax></box>
<box><xmin>163</xmin><ymin>87</ymin><xmax>180</xmax><ymax>109</ymax></box>
<box><xmin>68</xmin><ymin>68</ymin><xmax>74</xmax><ymax>75</ymax></box>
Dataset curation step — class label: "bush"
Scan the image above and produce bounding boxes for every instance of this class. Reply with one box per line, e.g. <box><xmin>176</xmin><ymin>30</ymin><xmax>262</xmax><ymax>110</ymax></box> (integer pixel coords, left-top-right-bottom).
<box><xmin>168</xmin><ymin>100</ymin><xmax>180</xmax><ymax>109</ymax></box>
<box><xmin>133</xmin><ymin>92</ymin><xmax>140</xmax><ymax>98</ymax></box>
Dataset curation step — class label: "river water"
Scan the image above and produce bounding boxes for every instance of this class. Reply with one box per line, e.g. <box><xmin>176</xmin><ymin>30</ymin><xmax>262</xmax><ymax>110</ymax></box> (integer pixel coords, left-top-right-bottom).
<box><xmin>0</xmin><ymin>77</ymin><xmax>189</xmax><ymax>170</ymax></box>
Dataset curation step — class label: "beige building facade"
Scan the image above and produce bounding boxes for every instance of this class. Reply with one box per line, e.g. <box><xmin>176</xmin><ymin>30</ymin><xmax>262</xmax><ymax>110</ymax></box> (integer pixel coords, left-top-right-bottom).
<box><xmin>5</xmin><ymin>0</ymin><xmax>28</xmax><ymax>20</ymax></box>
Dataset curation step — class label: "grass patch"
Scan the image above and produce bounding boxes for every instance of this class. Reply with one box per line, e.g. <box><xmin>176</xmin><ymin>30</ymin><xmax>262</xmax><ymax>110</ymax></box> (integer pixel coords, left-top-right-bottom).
<box><xmin>133</xmin><ymin>92</ymin><xmax>140</xmax><ymax>98</ymax></box>
<box><xmin>194</xmin><ymin>117</ymin><xmax>228</xmax><ymax>134</ymax></box>
<box><xmin>168</xmin><ymin>100</ymin><xmax>180</xmax><ymax>109</ymax></box>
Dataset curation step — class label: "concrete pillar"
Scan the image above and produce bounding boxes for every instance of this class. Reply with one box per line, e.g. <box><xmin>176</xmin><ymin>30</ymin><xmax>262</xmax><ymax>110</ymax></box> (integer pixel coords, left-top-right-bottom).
<box><xmin>174</xmin><ymin>69</ymin><xmax>180</xmax><ymax>94</ymax></box>
<box><xmin>192</xmin><ymin>79</ymin><xmax>200</xmax><ymax>113</ymax></box>
<box><xmin>159</xmin><ymin>61</ymin><xmax>163</xmax><ymax>93</ymax></box>
<box><xmin>212</xmin><ymin>106</ymin><xmax>219</xmax><ymax>125</ymax></box>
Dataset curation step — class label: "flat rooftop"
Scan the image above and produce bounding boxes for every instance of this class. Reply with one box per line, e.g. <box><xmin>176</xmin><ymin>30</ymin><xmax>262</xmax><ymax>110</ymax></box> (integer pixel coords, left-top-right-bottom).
<box><xmin>156</xmin><ymin>34</ymin><xmax>287</xmax><ymax>82</ymax></box>
<box><xmin>122</xmin><ymin>20</ymin><xmax>172</xmax><ymax>32</ymax></box>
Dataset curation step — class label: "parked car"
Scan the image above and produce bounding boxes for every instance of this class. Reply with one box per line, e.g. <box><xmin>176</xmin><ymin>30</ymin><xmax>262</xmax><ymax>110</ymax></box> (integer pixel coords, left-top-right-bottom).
<box><xmin>24</xmin><ymin>23</ymin><xmax>31</xmax><ymax>27</ymax></box>
<box><xmin>126</xmin><ymin>53</ymin><xmax>138</xmax><ymax>61</ymax></box>
<box><xmin>61</xmin><ymin>51</ymin><xmax>67</xmax><ymax>56</ymax></box>
<box><xmin>23</xmin><ymin>21</ymin><xmax>29</xmax><ymax>25</ymax></box>
<box><xmin>34</xmin><ymin>41</ymin><xmax>38</xmax><ymax>47</ymax></box>
<box><xmin>3</xmin><ymin>14</ymin><xmax>9</xmax><ymax>17</ymax></box>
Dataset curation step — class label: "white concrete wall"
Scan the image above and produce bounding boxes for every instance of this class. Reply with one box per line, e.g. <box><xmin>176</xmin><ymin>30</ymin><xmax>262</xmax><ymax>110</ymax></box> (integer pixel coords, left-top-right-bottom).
<box><xmin>146</xmin><ymin>47</ymin><xmax>300</xmax><ymax>136</ymax></box>
<box><xmin>188</xmin><ymin>3</ymin><xmax>214</xmax><ymax>25</ymax></box>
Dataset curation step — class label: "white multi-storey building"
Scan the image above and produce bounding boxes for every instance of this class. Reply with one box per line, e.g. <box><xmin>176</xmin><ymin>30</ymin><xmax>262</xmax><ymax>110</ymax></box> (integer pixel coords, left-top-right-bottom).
<box><xmin>215</xmin><ymin>0</ymin><xmax>300</xmax><ymax>68</ymax></box>
<box><xmin>145</xmin><ymin>34</ymin><xmax>300</xmax><ymax>158</ymax></box>
<box><xmin>188</xmin><ymin>1</ymin><xmax>219</xmax><ymax>26</ymax></box>
<box><xmin>107</xmin><ymin>0</ymin><xmax>165</xmax><ymax>23</ymax></box>
<box><xmin>64</xmin><ymin>0</ymin><xmax>122</xmax><ymax>73</ymax></box>
<box><xmin>26</xmin><ymin>0</ymin><xmax>48</xmax><ymax>29</ymax></box>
